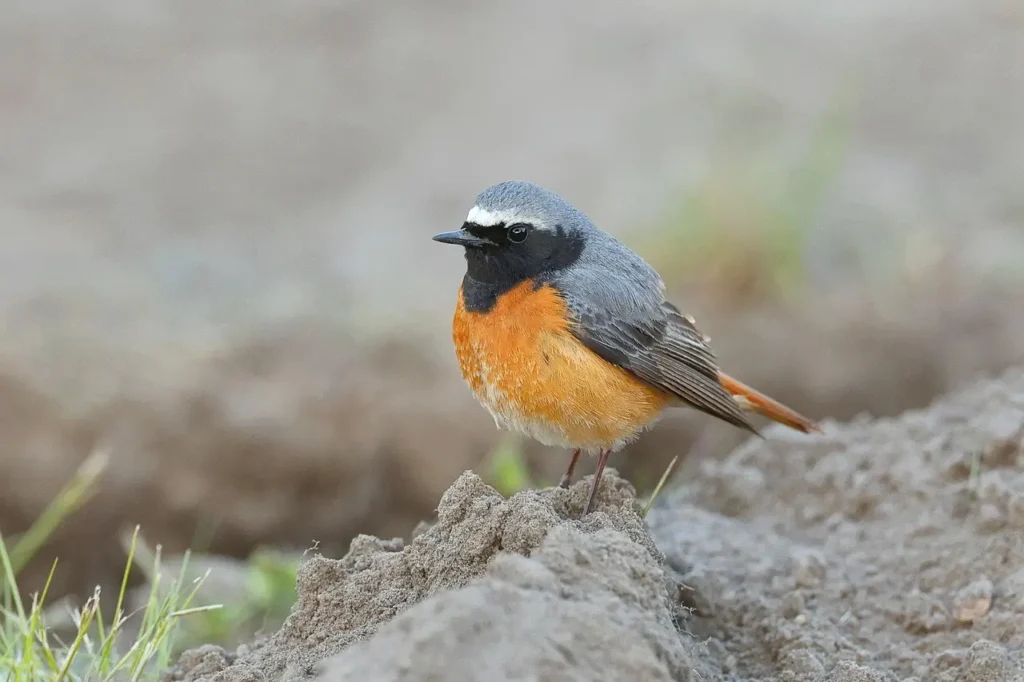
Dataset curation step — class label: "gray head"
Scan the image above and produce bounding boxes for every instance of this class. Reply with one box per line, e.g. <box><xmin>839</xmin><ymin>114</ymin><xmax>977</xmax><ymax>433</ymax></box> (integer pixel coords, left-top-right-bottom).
<box><xmin>431</xmin><ymin>181</ymin><xmax>603</xmax><ymax>308</ymax></box>
<box><xmin>465</xmin><ymin>180</ymin><xmax>597</xmax><ymax>233</ymax></box>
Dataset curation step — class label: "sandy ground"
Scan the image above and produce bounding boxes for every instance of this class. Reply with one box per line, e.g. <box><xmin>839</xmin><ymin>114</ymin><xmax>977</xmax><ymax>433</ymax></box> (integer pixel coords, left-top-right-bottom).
<box><xmin>166</xmin><ymin>366</ymin><xmax>1024</xmax><ymax>681</ymax></box>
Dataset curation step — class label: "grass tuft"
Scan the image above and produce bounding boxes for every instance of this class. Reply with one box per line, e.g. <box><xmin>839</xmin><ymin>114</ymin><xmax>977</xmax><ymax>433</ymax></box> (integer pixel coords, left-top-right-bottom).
<box><xmin>0</xmin><ymin>453</ymin><xmax>217</xmax><ymax>680</ymax></box>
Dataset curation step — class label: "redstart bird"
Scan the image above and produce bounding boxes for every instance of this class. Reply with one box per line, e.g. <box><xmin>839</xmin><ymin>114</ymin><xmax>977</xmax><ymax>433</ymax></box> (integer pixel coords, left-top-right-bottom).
<box><xmin>433</xmin><ymin>181</ymin><xmax>819</xmax><ymax>515</ymax></box>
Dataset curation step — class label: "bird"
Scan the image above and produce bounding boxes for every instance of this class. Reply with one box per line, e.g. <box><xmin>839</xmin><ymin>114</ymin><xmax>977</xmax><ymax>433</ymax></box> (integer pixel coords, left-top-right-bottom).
<box><xmin>432</xmin><ymin>180</ymin><xmax>820</xmax><ymax>515</ymax></box>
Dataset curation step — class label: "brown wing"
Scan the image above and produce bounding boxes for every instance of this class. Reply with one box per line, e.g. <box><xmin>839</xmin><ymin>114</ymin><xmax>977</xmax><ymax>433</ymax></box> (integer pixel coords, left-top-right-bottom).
<box><xmin>568</xmin><ymin>298</ymin><xmax>758</xmax><ymax>435</ymax></box>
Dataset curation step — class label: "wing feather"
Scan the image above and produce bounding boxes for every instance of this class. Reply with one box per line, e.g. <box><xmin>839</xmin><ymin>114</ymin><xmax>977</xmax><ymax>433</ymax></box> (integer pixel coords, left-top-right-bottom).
<box><xmin>568</xmin><ymin>297</ymin><xmax>757</xmax><ymax>434</ymax></box>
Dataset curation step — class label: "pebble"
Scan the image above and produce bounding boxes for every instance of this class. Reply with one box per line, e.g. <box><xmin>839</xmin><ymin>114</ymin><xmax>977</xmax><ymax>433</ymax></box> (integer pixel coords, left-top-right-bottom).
<box><xmin>781</xmin><ymin>591</ymin><xmax>805</xmax><ymax>619</ymax></box>
<box><xmin>952</xmin><ymin>577</ymin><xmax>993</xmax><ymax>623</ymax></box>
<box><xmin>790</xmin><ymin>547</ymin><xmax>828</xmax><ymax>588</ymax></box>
<box><xmin>978</xmin><ymin>503</ymin><xmax>1005</xmax><ymax>532</ymax></box>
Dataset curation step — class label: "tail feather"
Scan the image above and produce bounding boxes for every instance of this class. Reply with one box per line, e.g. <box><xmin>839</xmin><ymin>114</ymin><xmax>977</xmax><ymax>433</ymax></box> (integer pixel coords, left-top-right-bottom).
<box><xmin>717</xmin><ymin>372</ymin><xmax>821</xmax><ymax>434</ymax></box>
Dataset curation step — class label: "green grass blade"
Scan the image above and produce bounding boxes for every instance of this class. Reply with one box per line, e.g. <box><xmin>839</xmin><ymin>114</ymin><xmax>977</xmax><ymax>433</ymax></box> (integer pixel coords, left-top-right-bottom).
<box><xmin>54</xmin><ymin>590</ymin><xmax>99</xmax><ymax>681</ymax></box>
<box><xmin>96</xmin><ymin>525</ymin><xmax>141</xmax><ymax>674</ymax></box>
<box><xmin>0</xmin><ymin>531</ymin><xmax>26</xmax><ymax>623</ymax></box>
<box><xmin>19</xmin><ymin>558</ymin><xmax>58</xmax><ymax>675</ymax></box>
<box><xmin>9</xmin><ymin>449</ymin><xmax>109</xmax><ymax>576</ymax></box>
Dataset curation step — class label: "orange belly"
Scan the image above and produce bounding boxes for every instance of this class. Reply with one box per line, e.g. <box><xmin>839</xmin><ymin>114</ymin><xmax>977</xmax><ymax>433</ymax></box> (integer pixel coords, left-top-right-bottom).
<box><xmin>452</xmin><ymin>280</ymin><xmax>671</xmax><ymax>452</ymax></box>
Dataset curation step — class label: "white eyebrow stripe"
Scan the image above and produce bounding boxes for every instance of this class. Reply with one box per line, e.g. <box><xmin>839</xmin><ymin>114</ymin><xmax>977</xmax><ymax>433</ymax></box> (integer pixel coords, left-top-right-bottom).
<box><xmin>465</xmin><ymin>205</ymin><xmax>550</xmax><ymax>230</ymax></box>
<box><xmin>466</xmin><ymin>206</ymin><xmax>513</xmax><ymax>226</ymax></box>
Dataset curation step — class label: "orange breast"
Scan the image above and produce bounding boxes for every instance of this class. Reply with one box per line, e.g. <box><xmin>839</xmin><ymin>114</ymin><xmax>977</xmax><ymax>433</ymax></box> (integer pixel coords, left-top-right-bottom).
<box><xmin>452</xmin><ymin>280</ymin><xmax>671</xmax><ymax>452</ymax></box>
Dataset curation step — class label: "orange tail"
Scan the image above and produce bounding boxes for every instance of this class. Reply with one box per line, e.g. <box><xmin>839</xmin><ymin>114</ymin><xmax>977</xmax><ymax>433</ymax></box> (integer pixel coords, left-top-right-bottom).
<box><xmin>717</xmin><ymin>372</ymin><xmax>821</xmax><ymax>434</ymax></box>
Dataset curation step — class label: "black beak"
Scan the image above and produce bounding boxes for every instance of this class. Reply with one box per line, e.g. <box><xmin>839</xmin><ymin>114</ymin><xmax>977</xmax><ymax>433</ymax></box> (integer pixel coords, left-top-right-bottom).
<box><xmin>431</xmin><ymin>229</ymin><xmax>491</xmax><ymax>247</ymax></box>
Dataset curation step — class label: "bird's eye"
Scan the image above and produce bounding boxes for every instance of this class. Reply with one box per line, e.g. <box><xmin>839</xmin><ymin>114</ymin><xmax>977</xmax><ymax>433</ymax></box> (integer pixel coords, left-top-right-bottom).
<box><xmin>507</xmin><ymin>223</ymin><xmax>531</xmax><ymax>243</ymax></box>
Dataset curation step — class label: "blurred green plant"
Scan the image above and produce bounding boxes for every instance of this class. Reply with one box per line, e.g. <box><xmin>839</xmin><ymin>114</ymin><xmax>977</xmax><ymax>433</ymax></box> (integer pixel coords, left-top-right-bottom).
<box><xmin>0</xmin><ymin>450</ymin><xmax>217</xmax><ymax>681</ymax></box>
<box><xmin>638</xmin><ymin>88</ymin><xmax>857</xmax><ymax>305</ymax></box>
<box><xmin>176</xmin><ymin>548</ymin><xmax>298</xmax><ymax>649</ymax></box>
<box><xmin>2</xmin><ymin>450</ymin><xmax>109</xmax><ymax>578</ymax></box>
<box><xmin>485</xmin><ymin>435</ymin><xmax>535</xmax><ymax>497</ymax></box>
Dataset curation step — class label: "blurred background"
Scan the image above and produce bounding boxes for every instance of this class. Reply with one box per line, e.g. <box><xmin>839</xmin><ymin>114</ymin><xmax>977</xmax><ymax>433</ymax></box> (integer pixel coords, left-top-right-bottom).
<box><xmin>2</xmin><ymin>0</ymin><xmax>1023</xmax><ymax>653</ymax></box>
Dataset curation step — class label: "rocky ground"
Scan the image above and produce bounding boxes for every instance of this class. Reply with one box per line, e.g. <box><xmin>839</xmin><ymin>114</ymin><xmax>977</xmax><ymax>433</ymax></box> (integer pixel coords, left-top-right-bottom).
<box><xmin>167</xmin><ymin>367</ymin><xmax>1024</xmax><ymax>681</ymax></box>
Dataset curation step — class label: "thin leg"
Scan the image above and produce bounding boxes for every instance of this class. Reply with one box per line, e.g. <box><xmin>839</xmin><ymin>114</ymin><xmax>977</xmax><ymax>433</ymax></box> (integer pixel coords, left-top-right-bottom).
<box><xmin>583</xmin><ymin>449</ymin><xmax>611</xmax><ymax>515</ymax></box>
<box><xmin>559</xmin><ymin>448</ymin><xmax>582</xmax><ymax>489</ymax></box>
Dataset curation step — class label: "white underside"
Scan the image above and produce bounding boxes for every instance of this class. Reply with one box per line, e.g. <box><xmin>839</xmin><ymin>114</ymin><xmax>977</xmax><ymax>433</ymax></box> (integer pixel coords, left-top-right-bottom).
<box><xmin>477</xmin><ymin>392</ymin><xmax>664</xmax><ymax>454</ymax></box>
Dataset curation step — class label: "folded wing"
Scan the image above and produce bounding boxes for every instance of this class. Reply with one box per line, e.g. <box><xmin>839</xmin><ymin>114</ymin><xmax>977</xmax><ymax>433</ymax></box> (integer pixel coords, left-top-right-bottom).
<box><xmin>567</xmin><ymin>293</ymin><xmax>757</xmax><ymax>435</ymax></box>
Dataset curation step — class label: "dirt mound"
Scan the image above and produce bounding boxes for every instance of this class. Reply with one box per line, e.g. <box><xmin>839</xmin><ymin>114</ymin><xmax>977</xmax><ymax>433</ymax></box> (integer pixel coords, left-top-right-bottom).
<box><xmin>167</xmin><ymin>471</ymin><xmax>695</xmax><ymax>681</ymax></box>
<box><xmin>169</xmin><ymin>366</ymin><xmax>1024</xmax><ymax>682</ymax></box>
<box><xmin>649</xmin><ymin>366</ymin><xmax>1024</xmax><ymax>680</ymax></box>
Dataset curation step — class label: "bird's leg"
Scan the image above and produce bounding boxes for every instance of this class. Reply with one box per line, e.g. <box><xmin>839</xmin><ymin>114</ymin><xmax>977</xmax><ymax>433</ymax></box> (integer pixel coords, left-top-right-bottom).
<box><xmin>583</xmin><ymin>449</ymin><xmax>611</xmax><ymax>515</ymax></box>
<box><xmin>559</xmin><ymin>448</ymin><xmax>582</xmax><ymax>489</ymax></box>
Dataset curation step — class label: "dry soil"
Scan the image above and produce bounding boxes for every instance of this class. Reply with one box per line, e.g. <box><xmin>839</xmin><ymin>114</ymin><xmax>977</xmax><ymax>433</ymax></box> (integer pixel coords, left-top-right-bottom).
<box><xmin>167</xmin><ymin>366</ymin><xmax>1024</xmax><ymax>681</ymax></box>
